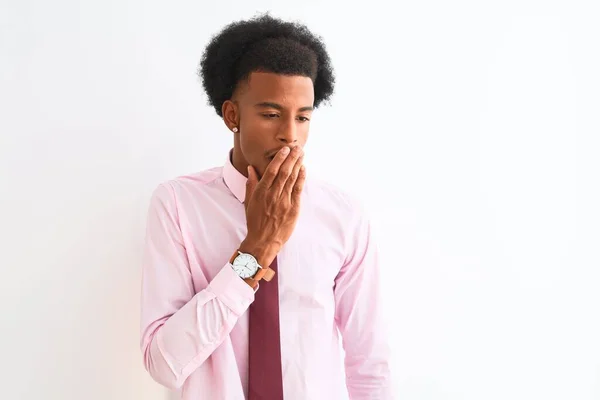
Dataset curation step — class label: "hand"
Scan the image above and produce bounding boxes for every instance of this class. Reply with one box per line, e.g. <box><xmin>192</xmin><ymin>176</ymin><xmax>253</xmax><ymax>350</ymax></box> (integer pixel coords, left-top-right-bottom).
<box><xmin>240</xmin><ymin>145</ymin><xmax>306</xmax><ymax>267</ymax></box>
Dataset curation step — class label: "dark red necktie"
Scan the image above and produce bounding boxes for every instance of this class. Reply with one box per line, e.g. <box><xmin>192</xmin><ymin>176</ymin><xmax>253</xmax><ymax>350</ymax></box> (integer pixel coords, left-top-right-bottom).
<box><xmin>248</xmin><ymin>257</ymin><xmax>284</xmax><ymax>399</ymax></box>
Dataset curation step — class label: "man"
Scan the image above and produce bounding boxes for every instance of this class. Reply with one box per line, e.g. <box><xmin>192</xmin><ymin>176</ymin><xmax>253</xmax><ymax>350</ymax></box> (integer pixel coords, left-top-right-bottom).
<box><xmin>140</xmin><ymin>13</ymin><xmax>393</xmax><ymax>400</ymax></box>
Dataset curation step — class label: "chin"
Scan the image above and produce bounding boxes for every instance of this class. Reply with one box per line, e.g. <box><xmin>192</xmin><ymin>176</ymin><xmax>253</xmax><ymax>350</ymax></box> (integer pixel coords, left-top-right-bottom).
<box><xmin>261</xmin><ymin>156</ymin><xmax>274</xmax><ymax>170</ymax></box>
<box><xmin>249</xmin><ymin>160</ymin><xmax>266</xmax><ymax>179</ymax></box>
<box><xmin>257</xmin><ymin>163</ymin><xmax>269</xmax><ymax>179</ymax></box>
<box><xmin>248</xmin><ymin>155</ymin><xmax>273</xmax><ymax>179</ymax></box>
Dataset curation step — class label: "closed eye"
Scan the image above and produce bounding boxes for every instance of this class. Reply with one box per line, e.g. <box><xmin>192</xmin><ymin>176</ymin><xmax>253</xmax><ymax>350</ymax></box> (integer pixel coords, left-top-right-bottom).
<box><xmin>262</xmin><ymin>114</ymin><xmax>310</xmax><ymax>122</ymax></box>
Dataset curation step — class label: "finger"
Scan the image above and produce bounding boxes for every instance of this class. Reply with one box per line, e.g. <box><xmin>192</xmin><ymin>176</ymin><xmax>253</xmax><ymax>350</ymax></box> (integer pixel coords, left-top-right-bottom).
<box><xmin>245</xmin><ymin>165</ymin><xmax>258</xmax><ymax>210</ymax></box>
<box><xmin>291</xmin><ymin>164</ymin><xmax>306</xmax><ymax>207</ymax></box>
<box><xmin>272</xmin><ymin>146</ymin><xmax>302</xmax><ymax>196</ymax></box>
<box><xmin>260</xmin><ymin>147</ymin><xmax>290</xmax><ymax>188</ymax></box>
<box><xmin>282</xmin><ymin>154</ymin><xmax>304</xmax><ymax>199</ymax></box>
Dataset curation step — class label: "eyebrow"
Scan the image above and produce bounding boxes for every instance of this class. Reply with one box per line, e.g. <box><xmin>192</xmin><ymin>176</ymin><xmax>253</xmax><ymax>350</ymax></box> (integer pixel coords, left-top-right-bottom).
<box><xmin>254</xmin><ymin>102</ymin><xmax>314</xmax><ymax>113</ymax></box>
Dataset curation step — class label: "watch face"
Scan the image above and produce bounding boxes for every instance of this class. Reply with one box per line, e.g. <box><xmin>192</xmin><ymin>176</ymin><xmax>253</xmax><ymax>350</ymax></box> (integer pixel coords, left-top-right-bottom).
<box><xmin>232</xmin><ymin>253</ymin><xmax>259</xmax><ymax>279</ymax></box>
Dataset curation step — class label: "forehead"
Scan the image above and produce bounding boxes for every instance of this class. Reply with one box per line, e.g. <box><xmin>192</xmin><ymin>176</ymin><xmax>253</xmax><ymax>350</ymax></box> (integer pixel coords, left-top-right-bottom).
<box><xmin>239</xmin><ymin>71</ymin><xmax>314</xmax><ymax>107</ymax></box>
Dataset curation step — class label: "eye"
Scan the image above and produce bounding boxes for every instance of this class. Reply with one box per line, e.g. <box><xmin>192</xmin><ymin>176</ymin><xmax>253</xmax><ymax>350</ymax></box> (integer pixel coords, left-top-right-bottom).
<box><xmin>298</xmin><ymin>116</ymin><xmax>310</xmax><ymax>122</ymax></box>
<box><xmin>263</xmin><ymin>113</ymin><xmax>279</xmax><ymax>119</ymax></box>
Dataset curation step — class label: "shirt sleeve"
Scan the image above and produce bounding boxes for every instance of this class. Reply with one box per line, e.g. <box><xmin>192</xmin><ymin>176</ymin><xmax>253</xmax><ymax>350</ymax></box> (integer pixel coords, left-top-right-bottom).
<box><xmin>139</xmin><ymin>182</ymin><xmax>255</xmax><ymax>390</ymax></box>
<box><xmin>334</xmin><ymin>202</ymin><xmax>394</xmax><ymax>399</ymax></box>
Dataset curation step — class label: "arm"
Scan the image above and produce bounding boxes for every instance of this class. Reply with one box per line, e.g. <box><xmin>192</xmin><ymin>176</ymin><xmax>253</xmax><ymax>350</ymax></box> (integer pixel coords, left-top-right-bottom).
<box><xmin>334</xmin><ymin>204</ymin><xmax>394</xmax><ymax>399</ymax></box>
<box><xmin>139</xmin><ymin>183</ymin><xmax>255</xmax><ymax>390</ymax></box>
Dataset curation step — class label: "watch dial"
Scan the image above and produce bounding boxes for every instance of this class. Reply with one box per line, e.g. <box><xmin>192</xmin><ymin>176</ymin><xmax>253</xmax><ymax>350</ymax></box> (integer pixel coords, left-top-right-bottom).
<box><xmin>239</xmin><ymin>254</ymin><xmax>252</xmax><ymax>265</ymax></box>
<box><xmin>234</xmin><ymin>254</ymin><xmax>257</xmax><ymax>278</ymax></box>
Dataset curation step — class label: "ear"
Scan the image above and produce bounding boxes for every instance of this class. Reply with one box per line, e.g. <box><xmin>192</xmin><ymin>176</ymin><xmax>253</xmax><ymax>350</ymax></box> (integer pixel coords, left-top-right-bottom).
<box><xmin>222</xmin><ymin>100</ymin><xmax>239</xmax><ymax>132</ymax></box>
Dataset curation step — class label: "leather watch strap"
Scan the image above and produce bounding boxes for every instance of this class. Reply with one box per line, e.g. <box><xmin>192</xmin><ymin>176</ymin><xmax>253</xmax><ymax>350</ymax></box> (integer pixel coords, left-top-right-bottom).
<box><xmin>253</xmin><ymin>266</ymin><xmax>275</xmax><ymax>282</ymax></box>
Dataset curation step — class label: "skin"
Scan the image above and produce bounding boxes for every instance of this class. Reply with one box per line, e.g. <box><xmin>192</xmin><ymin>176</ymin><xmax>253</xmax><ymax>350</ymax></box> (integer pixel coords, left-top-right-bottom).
<box><xmin>221</xmin><ymin>71</ymin><xmax>315</xmax><ymax>179</ymax></box>
<box><xmin>220</xmin><ymin>71</ymin><xmax>314</xmax><ymax>287</ymax></box>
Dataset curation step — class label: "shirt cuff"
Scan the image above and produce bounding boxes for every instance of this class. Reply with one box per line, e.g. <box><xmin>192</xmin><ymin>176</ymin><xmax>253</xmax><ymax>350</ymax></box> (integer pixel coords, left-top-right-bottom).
<box><xmin>207</xmin><ymin>263</ymin><xmax>255</xmax><ymax>316</ymax></box>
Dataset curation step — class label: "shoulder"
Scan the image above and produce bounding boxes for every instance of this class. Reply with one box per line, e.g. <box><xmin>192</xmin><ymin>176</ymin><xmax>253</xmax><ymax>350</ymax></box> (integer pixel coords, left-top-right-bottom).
<box><xmin>149</xmin><ymin>166</ymin><xmax>224</xmax><ymax>206</ymax></box>
<box><xmin>304</xmin><ymin>176</ymin><xmax>376</xmax><ymax>262</ymax></box>
<box><xmin>160</xmin><ymin>167</ymin><xmax>223</xmax><ymax>192</ymax></box>
<box><xmin>304</xmin><ymin>175</ymin><xmax>370</xmax><ymax>223</ymax></box>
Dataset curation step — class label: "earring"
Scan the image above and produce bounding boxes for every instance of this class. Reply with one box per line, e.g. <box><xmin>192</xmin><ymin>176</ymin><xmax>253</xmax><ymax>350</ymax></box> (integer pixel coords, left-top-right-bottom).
<box><xmin>232</xmin><ymin>127</ymin><xmax>238</xmax><ymax>133</ymax></box>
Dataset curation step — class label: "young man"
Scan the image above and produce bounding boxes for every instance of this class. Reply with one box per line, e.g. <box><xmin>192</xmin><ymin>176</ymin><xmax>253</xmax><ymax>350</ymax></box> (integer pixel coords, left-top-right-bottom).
<box><xmin>140</xmin><ymin>14</ymin><xmax>393</xmax><ymax>400</ymax></box>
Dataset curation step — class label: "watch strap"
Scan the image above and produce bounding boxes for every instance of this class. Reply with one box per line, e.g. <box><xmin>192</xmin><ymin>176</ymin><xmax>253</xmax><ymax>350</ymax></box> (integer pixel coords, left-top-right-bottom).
<box><xmin>254</xmin><ymin>266</ymin><xmax>275</xmax><ymax>282</ymax></box>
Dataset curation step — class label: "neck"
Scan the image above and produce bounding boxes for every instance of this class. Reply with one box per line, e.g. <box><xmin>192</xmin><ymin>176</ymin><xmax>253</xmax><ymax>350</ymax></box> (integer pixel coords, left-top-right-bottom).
<box><xmin>231</xmin><ymin>146</ymin><xmax>249</xmax><ymax>178</ymax></box>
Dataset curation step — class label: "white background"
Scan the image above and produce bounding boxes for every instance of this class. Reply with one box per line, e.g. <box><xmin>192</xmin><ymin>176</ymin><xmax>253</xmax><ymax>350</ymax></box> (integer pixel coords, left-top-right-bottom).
<box><xmin>1</xmin><ymin>1</ymin><xmax>599</xmax><ymax>399</ymax></box>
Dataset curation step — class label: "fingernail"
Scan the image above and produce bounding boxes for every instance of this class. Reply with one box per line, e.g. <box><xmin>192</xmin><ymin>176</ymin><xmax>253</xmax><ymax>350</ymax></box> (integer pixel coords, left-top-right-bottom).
<box><xmin>282</xmin><ymin>147</ymin><xmax>290</xmax><ymax>154</ymax></box>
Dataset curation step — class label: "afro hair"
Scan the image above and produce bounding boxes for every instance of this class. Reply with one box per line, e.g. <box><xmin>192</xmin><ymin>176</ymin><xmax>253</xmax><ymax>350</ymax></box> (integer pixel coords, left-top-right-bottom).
<box><xmin>198</xmin><ymin>13</ymin><xmax>335</xmax><ymax>117</ymax></box>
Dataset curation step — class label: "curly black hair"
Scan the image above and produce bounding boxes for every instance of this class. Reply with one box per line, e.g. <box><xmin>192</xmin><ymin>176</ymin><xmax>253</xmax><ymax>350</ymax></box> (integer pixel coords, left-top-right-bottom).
<box><xmin>198</xmin><ymin>13</ymin><xmax>335</xmax><ymax>117</ymax></box>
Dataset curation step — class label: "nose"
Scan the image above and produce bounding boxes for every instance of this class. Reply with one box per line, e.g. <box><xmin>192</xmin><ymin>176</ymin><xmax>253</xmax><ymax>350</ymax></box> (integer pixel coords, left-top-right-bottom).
<box><xmin>276</xmin><ymin>119</ymin><xmax>298</xmax><ymax>145</ymax></box>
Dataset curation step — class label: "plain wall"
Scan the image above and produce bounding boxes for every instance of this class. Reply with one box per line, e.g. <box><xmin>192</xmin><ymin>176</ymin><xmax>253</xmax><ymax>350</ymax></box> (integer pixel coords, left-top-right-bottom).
<box><xmin>1</xmin><ymin>1</ymin><xmax>598</xmax><ymax>399</ymax></box>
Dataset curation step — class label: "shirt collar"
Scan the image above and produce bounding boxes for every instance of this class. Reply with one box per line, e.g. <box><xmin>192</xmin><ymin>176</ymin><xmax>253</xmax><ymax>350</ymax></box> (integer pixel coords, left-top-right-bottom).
<box><xmin>222</xmin><ymin>148</ymin><xmax>247</xmax><ymax>203</ymax></box>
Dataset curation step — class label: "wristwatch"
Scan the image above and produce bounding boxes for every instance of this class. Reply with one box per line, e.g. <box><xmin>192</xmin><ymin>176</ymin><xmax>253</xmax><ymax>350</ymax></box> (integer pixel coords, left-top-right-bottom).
<box><xmin>229</xmin><ymin>250</ymin><xmax>276</xmax><ymax>282</ymax></box>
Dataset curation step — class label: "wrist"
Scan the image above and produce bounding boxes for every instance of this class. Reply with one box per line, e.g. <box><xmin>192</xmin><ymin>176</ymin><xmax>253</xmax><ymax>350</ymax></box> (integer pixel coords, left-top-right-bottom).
<box><xmin>243</xmin><ymin>278</ymin><xmax>258</xmax><ymax>289</ymax></box>
<box><xmin>238</xmin><ymin>237</ymin><xmax>279</xmax><ymax>267</ymax></box>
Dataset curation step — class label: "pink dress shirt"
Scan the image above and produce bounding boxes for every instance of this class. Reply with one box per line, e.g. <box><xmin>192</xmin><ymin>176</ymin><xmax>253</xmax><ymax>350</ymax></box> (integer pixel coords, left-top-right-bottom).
<box><xmin>140</xmin><ymin>150</ymin><xmax>393</xmax><ymax>399</ymax></box>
